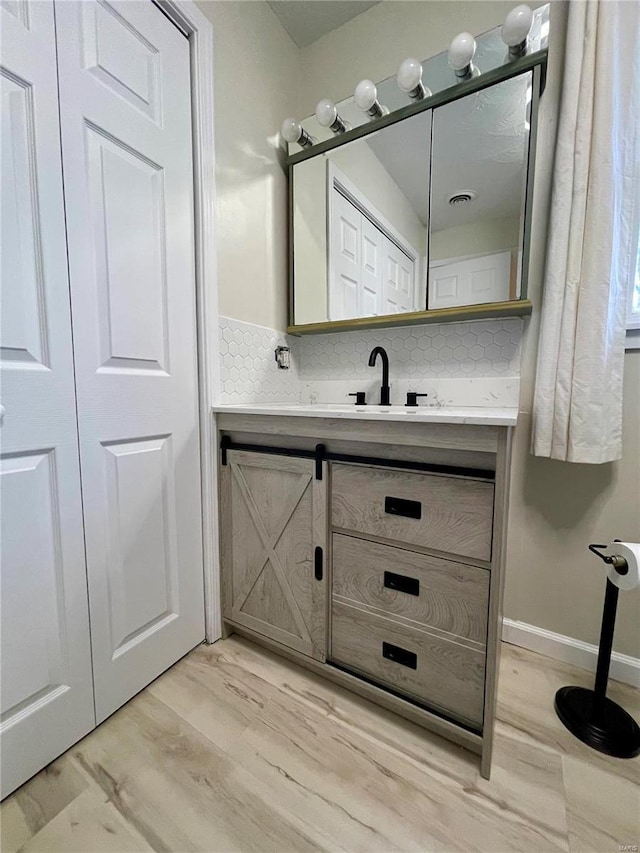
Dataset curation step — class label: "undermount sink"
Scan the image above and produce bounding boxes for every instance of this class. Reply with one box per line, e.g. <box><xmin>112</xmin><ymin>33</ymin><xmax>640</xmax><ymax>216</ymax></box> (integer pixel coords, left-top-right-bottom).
<box><xmin>211</xmin><ymin>402</ymin><xmax>518</xmax><ymax>426</ymax></box>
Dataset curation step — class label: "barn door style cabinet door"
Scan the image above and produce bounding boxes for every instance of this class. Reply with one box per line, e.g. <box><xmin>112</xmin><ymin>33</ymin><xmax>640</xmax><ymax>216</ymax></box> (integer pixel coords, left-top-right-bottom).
<box><xmin>220</xmin><ymin>451</ymin><xmax>327</xmax><ymax>661</ymax></box>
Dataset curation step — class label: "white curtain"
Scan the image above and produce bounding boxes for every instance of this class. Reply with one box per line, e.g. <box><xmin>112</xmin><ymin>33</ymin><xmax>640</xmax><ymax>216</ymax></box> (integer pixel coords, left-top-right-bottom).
<box><xmin>532</xmin><ymin>0</ymin><xmax>640</xmax><ymax>463</ymax></box>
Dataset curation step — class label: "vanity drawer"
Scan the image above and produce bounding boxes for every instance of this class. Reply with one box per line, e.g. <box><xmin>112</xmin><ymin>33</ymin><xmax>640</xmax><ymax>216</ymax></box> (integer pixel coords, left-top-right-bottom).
<box><xmin>331</xmin><ymin>463</ymin><xmax>493</xmax><ymax>561</ymax></box>
<box><xmin>332</xmin><ymin>534</ymin><xmax>489</xmax><ymax>645</ymax></box>
<box><xmin>331</xmin><ymin>601</ymin><xmax>485</xmax><ymax>727</ymax></box>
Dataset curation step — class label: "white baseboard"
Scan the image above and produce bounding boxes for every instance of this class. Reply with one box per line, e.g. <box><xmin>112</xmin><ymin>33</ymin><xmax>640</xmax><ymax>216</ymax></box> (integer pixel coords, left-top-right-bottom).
<box><xmin>502</xmin><ymin>619</ymin><xmax>640</xmax><ymax>689</ymax></box>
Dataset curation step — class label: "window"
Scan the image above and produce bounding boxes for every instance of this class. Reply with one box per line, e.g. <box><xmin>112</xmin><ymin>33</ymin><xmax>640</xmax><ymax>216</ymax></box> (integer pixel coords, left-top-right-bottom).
<box><xmin>627</xmin><ymin>227</ymin><xmax>640</xmax><ymax>349</ymax></box>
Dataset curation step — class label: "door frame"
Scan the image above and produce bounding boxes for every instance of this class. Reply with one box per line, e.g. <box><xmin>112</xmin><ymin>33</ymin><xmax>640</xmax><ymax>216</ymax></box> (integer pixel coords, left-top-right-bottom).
<box><xmin>154</xmin><ymin>0</ymin><xmax>221</xmax><ymax>642</ymax></box>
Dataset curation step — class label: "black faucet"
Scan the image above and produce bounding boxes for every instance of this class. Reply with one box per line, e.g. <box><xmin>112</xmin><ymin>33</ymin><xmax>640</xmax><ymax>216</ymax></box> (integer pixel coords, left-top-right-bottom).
<box><xmin>368</xmin><ymin>346</ymin><xmax>390</xmax><ymax>406</ymax></box>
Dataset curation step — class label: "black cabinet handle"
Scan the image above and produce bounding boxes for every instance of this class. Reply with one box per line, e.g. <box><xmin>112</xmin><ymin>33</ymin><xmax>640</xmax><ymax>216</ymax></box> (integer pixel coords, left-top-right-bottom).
<box><xmin>384</xmin><ymin>496</ymin><xmax>421</xmax><ymax>520</ymax></box>
<box><xmin>314</xmin><ymin>546</ymin><xmax>323</xmax><ymax>581</ymax></box>
<box><xmin>382</xmin><ymin>642</ymin><xmax>417</xmax><ymax>670</ymax></box>
<box><xmin>384</xmin><ymin>571</ymin><xmax>419</xmax><ymax>596</ymax></box>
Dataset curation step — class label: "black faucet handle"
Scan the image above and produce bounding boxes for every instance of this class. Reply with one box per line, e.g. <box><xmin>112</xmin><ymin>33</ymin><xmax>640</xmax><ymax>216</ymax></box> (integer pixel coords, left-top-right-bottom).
<box><xmin>348</xmin><ymin>391</ymin><xmax>367</xmax><ymax>406</ymax></box>
<box><xmin>405</xmin><ymin>392</ymin><xmax>428</xmax><ymax>407</ymax></box>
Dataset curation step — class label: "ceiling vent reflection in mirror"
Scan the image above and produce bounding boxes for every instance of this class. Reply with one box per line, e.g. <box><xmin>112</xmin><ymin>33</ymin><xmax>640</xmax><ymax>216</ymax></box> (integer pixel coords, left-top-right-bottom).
<box><xmin>448</xmin><ymin>191</ymin><xmax>477</xmax><ymax>206</ymax></box>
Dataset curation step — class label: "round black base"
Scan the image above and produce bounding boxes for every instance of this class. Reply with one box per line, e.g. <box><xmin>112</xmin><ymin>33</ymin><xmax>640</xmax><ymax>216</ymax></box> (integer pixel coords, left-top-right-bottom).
<box><xmin>555</xmin><ymin>686</ymin><xmax>640</xmax><ymax>759</ymax></box>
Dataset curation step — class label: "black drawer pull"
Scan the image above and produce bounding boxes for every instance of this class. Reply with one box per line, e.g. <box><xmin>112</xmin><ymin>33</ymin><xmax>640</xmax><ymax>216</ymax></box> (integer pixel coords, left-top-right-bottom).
<box><xmin>314</xmin><ymin>546</ymin><xmax>323</xmax><ymax>581</ymax></box>
<box><xmin>384</xmin><ymin>496</ymin><xmax>421</xmax><ymax>520</ymax></box>
<box><xmin>384</xmin><ymin>571</ymin><xmax>419</xmax><ymax>596</ymax></box>
<box><xmin>382</xmin><ymin>641</ymin><xmax>417</xmax><ymax>670</ymax></box>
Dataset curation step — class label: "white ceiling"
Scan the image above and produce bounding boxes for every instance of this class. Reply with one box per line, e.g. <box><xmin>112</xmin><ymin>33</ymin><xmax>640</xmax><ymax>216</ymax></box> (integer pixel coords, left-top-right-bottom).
<box><xmin>267</xmin><ymin>1</ymin><xmax>380</xmax><ymax>48</ymax></box>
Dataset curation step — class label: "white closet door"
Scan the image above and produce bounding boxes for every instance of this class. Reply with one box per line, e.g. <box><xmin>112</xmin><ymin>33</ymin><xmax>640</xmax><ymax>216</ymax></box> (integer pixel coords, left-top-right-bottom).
<box><xmin>0</xmin><ymin>0</ymin><xmax>95</xmax><ymax>798</ymax></box>
<box><xmin>330</xmin><ymin>188</ymin><xmax>417</xmax><ymax>320</ymax></box>
<box><xmin>55</xmin><ymin>0</ymin><xmax>205</xmax><ymax>722</ymax></box>
<box><xmin>330</xmin><ymin>191</ymin><xmax>362</xmax><ymax>320</ymax></box>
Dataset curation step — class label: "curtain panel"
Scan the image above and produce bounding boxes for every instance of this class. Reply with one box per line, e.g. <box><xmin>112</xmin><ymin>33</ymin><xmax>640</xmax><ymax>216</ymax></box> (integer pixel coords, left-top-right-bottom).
<box><xmin>532</xmin><ymin>0</ymin><xmax>640</xmax><ymax>463</ymax></box>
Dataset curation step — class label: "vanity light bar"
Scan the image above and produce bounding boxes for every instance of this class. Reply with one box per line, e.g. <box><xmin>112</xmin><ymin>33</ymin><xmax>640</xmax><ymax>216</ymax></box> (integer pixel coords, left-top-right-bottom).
<box><xmin>281</xmin><ymin>3</ymin><xmax>539</xmax><ymax>151</ymax></box>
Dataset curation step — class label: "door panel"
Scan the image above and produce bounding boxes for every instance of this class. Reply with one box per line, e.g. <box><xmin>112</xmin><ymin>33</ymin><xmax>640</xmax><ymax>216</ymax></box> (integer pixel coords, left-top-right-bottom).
<box><xmin>85</xmin><ymin>127</ymin><xmax>169</xmax><ymax>372</ymax></box>
<box><xmin>221</xmin><ymin>451</ymin><xmax>327</xmax><ymax>661</ymax></box>
<box><xmin>102</xmin><ymin>436</ymin><xmax>180</xmax><ymax>656</ymax></box>
<box><xmin>383</xmin><ymin>240</ymin><xmax>415</xmax><ymax>314</ymax></box>
<box><xmin>361</xmin><ymin>216</ymin><xmax>383</xmax><ymax>317</ymax></box>
<box><xmin>81</xmin><ymin>0</ymin><xmax>162</xmax><ymax>121</ymax></box>
<box><xmin>330</xmin><ymin>192</ymin><xmax>361</xmax><ymax>321</ymax></box>
<box><xmin>429</xmin><ymin>251</ymin><xmax>512</xmax><ymax>309</ymax></box>
<box><xmin>55</xmin><ymin>0</ymin><xmax>204</xmax><ymax>723</ymax></box>
<box><xmin>0</xmin><ymin>0</ymin><xmax>95</xmax><ymax>799</ymax></box>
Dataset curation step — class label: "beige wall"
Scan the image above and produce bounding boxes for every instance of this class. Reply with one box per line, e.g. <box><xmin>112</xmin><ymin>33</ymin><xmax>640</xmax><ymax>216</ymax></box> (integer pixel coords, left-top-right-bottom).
<box><xmin>196</xmin><ymin>0</ymin><xmax>299</xmax><ymax>331</ymax></box>
<box><xmin>430</xmin><ymin>215</ymin><xmax>521</xmax><ymax>262</ymax></box>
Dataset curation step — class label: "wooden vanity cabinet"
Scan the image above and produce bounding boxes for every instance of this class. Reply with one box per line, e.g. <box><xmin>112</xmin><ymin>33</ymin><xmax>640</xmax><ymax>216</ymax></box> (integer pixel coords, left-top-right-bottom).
<box><xmin>217</xmin><ymin>413</ymin><xmax>512</xmax><ymax>779</ymax></box>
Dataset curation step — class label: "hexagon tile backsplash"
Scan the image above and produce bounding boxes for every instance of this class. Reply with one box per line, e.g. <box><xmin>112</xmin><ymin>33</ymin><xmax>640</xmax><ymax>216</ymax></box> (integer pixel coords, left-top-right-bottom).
<box><xmin>297</xmin><ymin>319</ymin><xmax>523</xmax><ymax>381</ymax></box>
<box><xmin>219</xmin><ymin>317</ymin><xmax>299</xmax><ymax>404</ymax></box>
<box><xmin>218</xmin><ymin>316</ymin><xmax>523</xmax><ymax>404</ymax></box>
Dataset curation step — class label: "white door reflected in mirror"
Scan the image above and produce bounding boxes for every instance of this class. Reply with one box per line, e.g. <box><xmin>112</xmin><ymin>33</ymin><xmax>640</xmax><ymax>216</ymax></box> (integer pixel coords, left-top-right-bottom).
<box><xmin>329</xmin><ymin>166</ymin><xmax>419</xmax><ymax>321</ymax></box>
<box><xmin>429</xmin><ymin>251</ymin><xmax>513</xmax><ymax>309</ymax></box>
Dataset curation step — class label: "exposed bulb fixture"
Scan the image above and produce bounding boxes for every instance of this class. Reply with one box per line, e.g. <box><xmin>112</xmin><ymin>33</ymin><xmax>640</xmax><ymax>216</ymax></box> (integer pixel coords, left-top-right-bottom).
<box><xmin>397</xmin><ymin>58</ymin><xmax>431</xmax><ymax>100</ymax></box>
<box><xmin>501</xmin><ymin>4</ymin><xmax>534</xmax><ymax>56</ymax></box>
<box><xmin>448</xmin><ymin>32</ymin><xmax>478</xmax><ymax>79</ymax></box>
<box><xmin>354</xmin><ymin>79</ymin><xmax>388</xmax><ymax>118</ymax></box>
<box><xmin>315</xmin><ymin>98</ymin><xmax>347</xmax><ymax>134</ymax></box>
<box><xmin>280</xmin><ymin>117</ymin><xmax>314</xmax><ymax>148</ymax></box>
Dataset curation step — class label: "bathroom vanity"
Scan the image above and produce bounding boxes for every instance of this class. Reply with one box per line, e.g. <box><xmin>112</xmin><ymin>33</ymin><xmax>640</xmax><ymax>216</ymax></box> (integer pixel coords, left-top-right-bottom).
<box><xmin>214</xmin><ymin>404</ymin><xmax>515</xmax><ymax>778</ymax></box>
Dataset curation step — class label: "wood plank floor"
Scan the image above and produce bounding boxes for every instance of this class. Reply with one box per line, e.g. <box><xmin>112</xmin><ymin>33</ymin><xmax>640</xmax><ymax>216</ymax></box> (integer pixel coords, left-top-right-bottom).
<box><xmin>2</xmin><ymin>637</ymin><xmax>639</xmax><ymax>852</ymax></box>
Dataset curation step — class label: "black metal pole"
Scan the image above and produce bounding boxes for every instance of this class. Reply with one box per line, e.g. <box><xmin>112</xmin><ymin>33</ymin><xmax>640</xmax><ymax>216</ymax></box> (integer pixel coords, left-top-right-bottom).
<box><xmin>592</xmin><ymin>578</ymin><xmax>619</xmax><ymax>717</ymax></box>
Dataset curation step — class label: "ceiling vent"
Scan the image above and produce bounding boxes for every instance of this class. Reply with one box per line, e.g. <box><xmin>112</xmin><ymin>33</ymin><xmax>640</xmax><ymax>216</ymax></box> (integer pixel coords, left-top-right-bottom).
<box><xmin>448</xmin><ymin>190</ymin><xmax>477</xmax><ymax>206</ymax></box>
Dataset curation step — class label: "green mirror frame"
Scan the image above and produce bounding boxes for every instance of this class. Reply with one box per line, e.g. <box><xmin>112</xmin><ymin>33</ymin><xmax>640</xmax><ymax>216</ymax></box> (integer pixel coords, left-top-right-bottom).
<box><xmin>286</xmin><ymin>50</ymin><xmax>547</xmax><ymax>336</ymax></box>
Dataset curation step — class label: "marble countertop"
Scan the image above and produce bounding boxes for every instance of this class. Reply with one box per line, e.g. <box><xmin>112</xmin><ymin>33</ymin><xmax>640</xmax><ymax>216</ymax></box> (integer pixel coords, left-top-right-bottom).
<box><xmin>212</xmin><ymin>402</ymin><xmax>518</xmax><ymax>426</ymax></box>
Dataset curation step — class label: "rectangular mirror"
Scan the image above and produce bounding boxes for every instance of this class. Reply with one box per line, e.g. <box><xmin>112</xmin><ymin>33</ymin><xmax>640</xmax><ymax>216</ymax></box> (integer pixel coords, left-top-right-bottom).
<box><xmin>428</xmin><ymin>72</ymin><xmax>532</xmax><ymax>310</ymax></box>
<box><xmin>293</xmin><ymin>110</ymin><xmax>432</xmax><ymax>326</ymax></box>
<box><xmin>289</xmin><ymin>64</ymin><xmax>541</xmax><ymax>333</ymax></box>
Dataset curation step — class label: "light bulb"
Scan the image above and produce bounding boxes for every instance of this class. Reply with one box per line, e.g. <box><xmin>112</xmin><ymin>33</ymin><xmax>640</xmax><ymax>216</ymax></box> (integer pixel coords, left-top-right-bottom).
<box><xmin>501</xmin><ymin>4</ymin><xmax>533</xmax><ymax>53</ymax></box>
<box><xmin>281</xmin><ymin>117</ymin><xmax>301</xmax><ymax>143</ymax></box>
<box><xmin>315</xmin><ymin>98</ymin><xmax>347</xmax><ymax>133</ymax></box>
<box><xmin>354</xmin><ymin>79</ymin><xmax>387</xmax><ymax>118</ymax></box>
<box><xmin>397</xmin><ymin>58</ymin><xmax>421</xmax><ymax>92</ymax></box>
<box><xmin>316</xmin><ymin>98</ymin><xmax>337</xmax><ymax>127</ymax></box>
<box><xmin>448</xmin><ymin>32</ymin><xmax>477</xmax><ymax>77</ymax></box>
<box><xmin>354</xmin><ymin>79</ymin><xmax>376</xmax><ymax>111</ymax></box>
<box><xmin>280</xmin><ymin>117</ymin><xmax>314</xmax><ymax>148</ymax></box>
<box><xmin>397</xmin><ymin>57</ymin><xmax>431</xmax><ymax>99</ymax></box>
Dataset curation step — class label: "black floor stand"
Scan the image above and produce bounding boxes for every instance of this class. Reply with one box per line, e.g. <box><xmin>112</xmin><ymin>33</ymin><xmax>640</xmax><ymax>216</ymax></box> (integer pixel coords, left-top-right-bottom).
<box><xmin>555</xmin><ymin>577</ymin><xmax>640</xmax><ymax>758</ymax></box>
